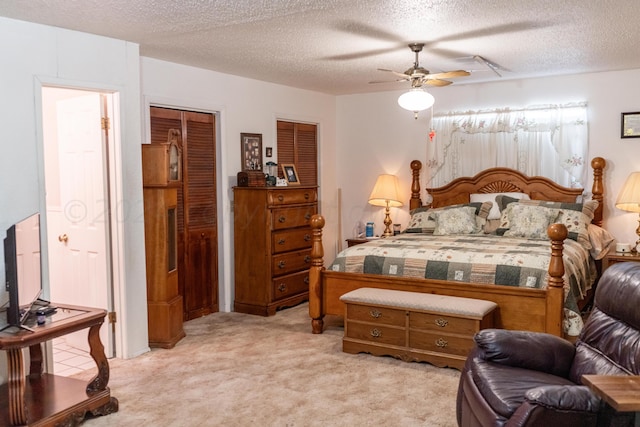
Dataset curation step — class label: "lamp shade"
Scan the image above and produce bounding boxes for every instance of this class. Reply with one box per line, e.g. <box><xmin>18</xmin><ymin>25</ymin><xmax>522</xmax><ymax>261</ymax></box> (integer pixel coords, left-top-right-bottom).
<box><xmin>397</xmin><ymin>88</ymin><xmax>435</xmax><ymax>112</ymax></box>
<box><xmin>616</xmin><ymin>172</ymin><xmax>640</xmax><ymax>213</ymax></box>
<box><xmin>368</xmin><ymin>174</ymin><xmax>403</xmax><ymax>208</ymax></box>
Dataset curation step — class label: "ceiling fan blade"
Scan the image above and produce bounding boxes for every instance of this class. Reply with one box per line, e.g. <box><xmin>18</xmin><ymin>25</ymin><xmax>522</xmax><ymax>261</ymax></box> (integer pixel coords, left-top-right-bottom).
<box><xmin>423</xmin><ymin>70</ymin><xmax>470</xmax><ymax>80</ymax></box>
<box><xmin>368</xmin><ymin>79</ymin><xmax>407</xmax><ymax>84</ymax></box>
<box><xmin>432</xmin><ymin>21</ymin><xmax>547</xmax><ymax>44</ymax></box>
<box><xmin>333</xmin><ymin>20</ymin><xmax>405</xmax><ymax>43</ymax></box>
<box><xmin>378</xmin><ymin>68</ymin><xmax>410</xmax><ymax>80</ymax></box>
<box><xmin>423</xmin><ymin>79</ymin><xmax>453</xmax><ymax>87</ymax></box>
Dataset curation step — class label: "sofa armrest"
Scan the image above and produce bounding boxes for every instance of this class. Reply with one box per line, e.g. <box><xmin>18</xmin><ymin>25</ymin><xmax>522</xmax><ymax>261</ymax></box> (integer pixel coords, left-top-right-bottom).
<box><xmin>526</xmin><ymin>385</ymin><xmax>601</xmax><ymax>411</ymax></box>
<box><xmin>474</xmin><ymin>329</ymin><xmax>576</xmax><ymax>377</ymax></box>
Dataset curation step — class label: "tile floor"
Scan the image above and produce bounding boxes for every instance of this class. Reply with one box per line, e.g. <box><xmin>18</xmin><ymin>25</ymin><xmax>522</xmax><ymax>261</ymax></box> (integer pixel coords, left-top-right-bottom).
<box><xmin>52</xmin><ymin>337</ymin><xmax>95</xmax><ymax>377</ymax></box>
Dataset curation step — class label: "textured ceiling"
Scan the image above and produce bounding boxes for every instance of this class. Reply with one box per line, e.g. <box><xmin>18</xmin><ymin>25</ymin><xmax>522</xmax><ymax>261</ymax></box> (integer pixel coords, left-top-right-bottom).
<box><xmin>1</xmin><ymin>0</ymin><xmax>639</xmax><ymax>95</ymax></box>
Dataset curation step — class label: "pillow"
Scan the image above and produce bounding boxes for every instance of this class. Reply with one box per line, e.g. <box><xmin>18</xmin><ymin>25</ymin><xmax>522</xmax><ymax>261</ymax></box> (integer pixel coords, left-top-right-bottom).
<box><xmin>495</xmin><ymin>196</ymin><xmax>598</xmax><ymax>247</ymax></box>
<box><xmin>470</xmin><ymin>192</ymin><xmax>530</xmax><ymax>220</ymax></box>
<box><xmin>432</xmin><ymin>206</ymin><xmax>480</xmax><ymax>235</ymax></box>
<box><xmin>587</xmin><ymin>224</ymin><xmax>615</xmax><ymax>260</ymax></box>
<box><xmin>405</xmin><ymin>201</ymin><xmax>493</xmax><ymax>234</ymax></box>
<box><xmin>502</xmin><ymin>204</ymin><xmax>560</xmax><ymax>239</ymax></box>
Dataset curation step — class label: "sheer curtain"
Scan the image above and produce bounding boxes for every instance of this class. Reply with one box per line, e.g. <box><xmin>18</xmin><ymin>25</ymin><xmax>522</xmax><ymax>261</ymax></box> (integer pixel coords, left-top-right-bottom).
<box><xmin>427</xmin><ymin>102</ymin><xmax>588</xmax><ymax>189</ymax></box>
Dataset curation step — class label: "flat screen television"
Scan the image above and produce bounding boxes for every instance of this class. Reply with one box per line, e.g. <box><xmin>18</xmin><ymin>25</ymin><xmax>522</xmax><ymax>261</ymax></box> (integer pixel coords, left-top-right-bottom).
<box><xmin>2</xmin><ymin>212</ymin><xmax>42</xmax><ymax>331</ymax></box>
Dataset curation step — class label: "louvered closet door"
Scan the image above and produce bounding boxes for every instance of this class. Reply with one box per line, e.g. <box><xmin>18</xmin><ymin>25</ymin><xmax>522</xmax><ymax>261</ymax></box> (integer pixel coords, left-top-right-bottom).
<box><xmin>182</xmin><ymin>111</ymin><xmax>218</xmax><ymax>319</ymax></box>
<box><xmin>277</xmin><ymin>120</ymin><xmax>318</xmax><ymax>186</ymax></box>
<box><xmin>150</xmin><ymin>107</ymin><xmax>219</xmax><ymax>321</ymax></box>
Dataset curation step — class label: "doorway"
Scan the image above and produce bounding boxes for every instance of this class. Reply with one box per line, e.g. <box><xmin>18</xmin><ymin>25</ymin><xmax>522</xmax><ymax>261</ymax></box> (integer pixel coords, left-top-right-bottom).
<box><xmin>41</xmin><ymin>87</ymin><xmax>116</xmax><ymax>372</ymax></box>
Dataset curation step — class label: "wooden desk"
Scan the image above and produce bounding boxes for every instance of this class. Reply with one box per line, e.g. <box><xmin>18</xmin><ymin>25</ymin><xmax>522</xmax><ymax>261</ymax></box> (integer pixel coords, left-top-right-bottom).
<box><xmin>583</xmin><ymin>375</ymin><xmax>640</xmax><ymax>426</ymax></box>
<box><xmin>0</xmin><ymin>304</ymin><xmax>118</xmax><ymax>426</ymax></box>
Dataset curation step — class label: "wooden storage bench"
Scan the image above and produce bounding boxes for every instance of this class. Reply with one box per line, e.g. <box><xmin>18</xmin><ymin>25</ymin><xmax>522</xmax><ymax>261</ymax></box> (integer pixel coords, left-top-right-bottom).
<box><xmin>340</xmin><ymin>288</ymin><xmax>497</xmax><ymax>370</ymax></box>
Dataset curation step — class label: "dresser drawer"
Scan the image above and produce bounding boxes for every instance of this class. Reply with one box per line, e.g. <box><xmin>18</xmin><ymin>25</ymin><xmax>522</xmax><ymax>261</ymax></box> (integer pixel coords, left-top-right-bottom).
<box><xmin>272</xmin><ymin>249</ymin><xmax>311</xmax><ymax>276</ymax></box>
<box><xmin>409</xmin><ymin>312</ymin><xmax>478</xmax><ymax>335</ymax></box>
<box><xmin>272</xmin><ymin>227</ymin><xmax>312</xmax><ymax>254</ymax></box>
<box><xmin>345</xmin><ymin>321</ymin><xmax>405</xmax><ymax>346</ymax></box>
<box><xmin>271</xmin><ymin>205</ymin><xmax>317</xmax><ymax>230</ymax></box>
<box><xmin>346</xmin><ymin>304</ymin><xmax>406</xmax><ymax>327</ymax></box>
<box><xmin>409</xmin><ymin>330</ymin><xmax>474</xmax><ymax>357</ymax></box>
<box><xmin>272</xmin><ymin>270</ymin><xmax>309</xmax><ymax>300</ymax></box>
<box><xmin>267</xmin><ymin>188</ymin><xmax>317</xmax><ymax>206</ymax></box>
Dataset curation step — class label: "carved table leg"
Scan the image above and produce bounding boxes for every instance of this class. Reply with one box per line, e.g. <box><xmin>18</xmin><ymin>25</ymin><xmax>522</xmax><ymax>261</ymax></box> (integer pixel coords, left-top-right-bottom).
<box><xmin>28</xmin><ymin>342</ymin><xmax>44</xmax><ymax>379</ymax></box>
<box><xmin>86</xmin><ymin>323</ymin><xmax>109</xmax><ymax>394</ymax></box>
<box><xmin>7</xmin><ymin>348</ymin><xmax>27</xmax><ymax>426</ymax></box>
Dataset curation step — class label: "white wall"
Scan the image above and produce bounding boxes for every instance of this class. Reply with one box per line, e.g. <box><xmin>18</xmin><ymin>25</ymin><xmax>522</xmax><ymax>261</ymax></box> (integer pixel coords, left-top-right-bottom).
<box><xmin>140</xmin><ymin>57</ymin><xmax>339</xmax><ymax>312</ymax></box>
<box><xmin>337</xmin><ymin>69</ymin><xmax>640</xmax><ymax>246</ymax></box>
<box><xmin>0</xmin><ymin>17</ymin><xmax>148</xmax><ymax>384</ymax></box>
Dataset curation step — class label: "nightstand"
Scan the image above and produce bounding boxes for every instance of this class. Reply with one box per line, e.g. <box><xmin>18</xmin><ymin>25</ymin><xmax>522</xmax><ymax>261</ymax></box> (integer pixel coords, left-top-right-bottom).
<box><xmin>603</xmin><ymin>249</ymin><xmax>640</xmax><ymax>272</ymax></box>
<box><xmin>345</xmin><ymin>238</ymin><xmax>369</xmax><ymax>247</ymax></box>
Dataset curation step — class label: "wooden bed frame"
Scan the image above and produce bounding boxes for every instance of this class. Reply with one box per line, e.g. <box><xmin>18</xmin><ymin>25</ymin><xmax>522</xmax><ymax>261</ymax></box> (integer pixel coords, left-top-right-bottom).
<box><xmin>308</xmin><ymin>157</ymin><xmax>606</xmax><ymax>337</ymax></box>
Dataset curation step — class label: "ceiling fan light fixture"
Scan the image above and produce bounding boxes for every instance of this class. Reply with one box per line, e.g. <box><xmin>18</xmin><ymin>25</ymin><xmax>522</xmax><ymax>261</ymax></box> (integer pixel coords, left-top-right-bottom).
<box><xmin>397</xmin><ymin>88</ymin><xmax>434</xmax><ymax>118</ymax></box>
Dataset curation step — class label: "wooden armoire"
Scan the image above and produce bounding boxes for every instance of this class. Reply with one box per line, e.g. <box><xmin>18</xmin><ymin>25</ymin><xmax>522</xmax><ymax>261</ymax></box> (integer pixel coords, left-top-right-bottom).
<box><xmin>146</xmin><ymin>107</ymin><xmax>219</xmax><ymax>329</ymax></box>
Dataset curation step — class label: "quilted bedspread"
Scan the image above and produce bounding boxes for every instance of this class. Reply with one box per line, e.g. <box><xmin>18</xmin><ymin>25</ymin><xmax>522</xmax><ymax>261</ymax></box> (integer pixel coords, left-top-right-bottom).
<box><xmin>329</xmin><ymin>233</ymin><xmax>596</xmax><ymax>336</ymax></box>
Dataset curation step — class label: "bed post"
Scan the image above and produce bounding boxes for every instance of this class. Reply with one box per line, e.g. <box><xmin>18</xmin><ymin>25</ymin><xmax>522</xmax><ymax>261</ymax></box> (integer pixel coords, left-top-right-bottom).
<box><xmin>410</xmin><ymin>160</ymin><xmax>422</xmax><ymax>210</ymax></box>
<box><xmin>309</xmin><ymin>214</ymin><xmax>325</xmax><ymax>334</ymax></box>
<box><xmin>591</xmin><ymin>157</ymin><xmax>605</xmax><ymax>227</ymax></box>
<box><xmin>546</xmin><ymin>223</ymin><xmax>568</xmax><ymax>337</ymax></box>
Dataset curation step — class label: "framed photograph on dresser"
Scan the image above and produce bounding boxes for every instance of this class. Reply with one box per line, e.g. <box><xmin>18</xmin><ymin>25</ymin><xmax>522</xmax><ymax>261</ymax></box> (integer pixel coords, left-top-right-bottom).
<box><xmin>241</xmin><ymin>133</ymin><xmax>263</xmax><ymax>171</ymax></box>
<box><xmin>281</xmin><ymin>164</ymin><xmax>300</xmax><ymax>185</ymax></box>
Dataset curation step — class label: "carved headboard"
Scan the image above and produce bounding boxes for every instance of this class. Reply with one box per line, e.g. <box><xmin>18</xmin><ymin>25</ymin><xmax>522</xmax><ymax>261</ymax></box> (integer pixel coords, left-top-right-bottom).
<box><xmin>409</xmin><ymin>157</ymin><xmax>605</xmax><ymax>226</ymax></box>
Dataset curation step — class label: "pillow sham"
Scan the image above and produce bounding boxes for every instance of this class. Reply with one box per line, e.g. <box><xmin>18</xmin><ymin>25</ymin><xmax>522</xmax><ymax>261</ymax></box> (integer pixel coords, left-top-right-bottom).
<box><xmin>405</xmin><ymin>201</ymin><xmax>492</xmax><ymax>234</ymax></box>
<box><xmin>496</xmin><ymin>196</ymin><xmax>597</xmax><ymax>247</ymax></box>
<box><xmin>470</xmin><ymin>192</ymin><xmax>530</xmax><ymax>220</ymax></box>
<box><xmin>502</xmin><ymin>204</ymin><xmax>560</xmax><ymax>239</ymax></box>
<box><xmin>432</xmin><ymin>206</ymin><xmax>481</xmax><ymax>235</ymax></box>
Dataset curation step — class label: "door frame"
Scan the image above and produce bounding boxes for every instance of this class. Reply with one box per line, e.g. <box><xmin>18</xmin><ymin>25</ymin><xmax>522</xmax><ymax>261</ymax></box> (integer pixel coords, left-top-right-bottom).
<box><xmin>33</xmin><ymin>77</ymin><xmax>126</xmax><ymax>359</ymax></box>
<box><xmin>143</xmin><ymin>95</ymin><xmax>229</xmax><ymax>310</ymax></box>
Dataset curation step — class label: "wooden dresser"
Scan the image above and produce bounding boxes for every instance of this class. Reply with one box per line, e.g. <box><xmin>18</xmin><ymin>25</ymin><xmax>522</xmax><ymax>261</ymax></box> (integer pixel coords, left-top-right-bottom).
<box><xmin>233</xmin><ymin>186</ymin><xmax>318</xmax><ymax>315</ymax></box>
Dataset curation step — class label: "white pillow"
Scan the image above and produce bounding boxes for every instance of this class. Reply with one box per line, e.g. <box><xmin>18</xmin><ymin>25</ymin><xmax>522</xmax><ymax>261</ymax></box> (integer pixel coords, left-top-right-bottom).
<box><xmin>470</xmin><ymin>192</ymin><xmax>530</xmax><ymax>220</ymax></box>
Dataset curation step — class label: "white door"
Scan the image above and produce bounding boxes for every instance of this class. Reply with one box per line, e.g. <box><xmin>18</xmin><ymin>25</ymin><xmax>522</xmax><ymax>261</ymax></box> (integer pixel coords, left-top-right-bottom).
<box><xmin>44</xmin><ymin>90</ymin><xmax>113</xmax><ymax>356</ymax></box>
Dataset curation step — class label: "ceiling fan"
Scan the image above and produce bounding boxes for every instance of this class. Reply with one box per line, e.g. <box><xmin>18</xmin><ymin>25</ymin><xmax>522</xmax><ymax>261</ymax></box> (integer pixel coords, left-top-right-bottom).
<box><xmin>371</xmin><ymin>43</ymin><xmax>470</xmax><ymax>88</ymax></box>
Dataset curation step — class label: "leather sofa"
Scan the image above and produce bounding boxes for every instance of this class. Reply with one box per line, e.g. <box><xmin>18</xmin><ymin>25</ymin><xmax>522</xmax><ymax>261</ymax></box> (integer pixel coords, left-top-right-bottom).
<box><xmin>457</xmin><ymin>262</ymin><xmax>640</xmax><ymax>427</ymax></box>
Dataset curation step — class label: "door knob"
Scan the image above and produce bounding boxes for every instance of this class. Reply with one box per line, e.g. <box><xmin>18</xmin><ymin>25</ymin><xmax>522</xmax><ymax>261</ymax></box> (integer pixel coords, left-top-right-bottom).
<box><xmin>58</xmin><ymin>234</ymin><xmax>68</xmax><ymax>243</ymax></box>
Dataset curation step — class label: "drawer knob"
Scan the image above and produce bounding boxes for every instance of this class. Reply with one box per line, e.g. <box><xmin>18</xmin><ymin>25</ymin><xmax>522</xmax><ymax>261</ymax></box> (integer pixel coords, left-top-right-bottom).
<box><xmin>305</xmin><ymin>213</ymin><xmax>311</xmax><ymax>220</ymax></box>
<box><xmin>435</xmin><ymin>338</ymin><xmax>448</xmax><ymax>348</ymax></box>
<box><xmin>304</xmin><ymin>193</ymin><xmax>309</xmax><ymax>199</ymax></box>
<box><xmin>278</xmin><ymin>261</ymin><xmax>286</xmax><ymax>269</ymax></box>
<box><xmin>278</xmin><ymin>283</ymin><xmax>287</xmax><ymax>293</ymax></box>
<box><xmin>435</xmin><ymin>318</ymin><xmax>448</xmax><ymax>327</ymax></box>
<box><xmin>278</xmin><ymin>238</ymin><xmax>285</xmax><ymax>245</ymax></box>
<box><xmin>303</xmin><ymin>234</ymin><xmax>311</xmax><ymax>241</ymax></box>
<box><xmin>304</xmin><ymin>255</ymin><xmax>311</xmax><ymax>263</ymax></box>
<box><xmin>278</xmin><ymin>195</ymin><xmax>284</xmax><ymax>201</ymax></box>
<box><xmin>278</xmin><ymin>216</ymin><xmax>286</xmax><ymax>223</ymax></box>
<box><xmin>304</xmin><ymin>276</ymin><xmax>309</xmax><ymax>284</ymax></box>
<box><xmin>369</xmin><ymin>309</ymin><xmax>382</xmax><ymax>319</ymax></box>
<box><xmin>370</xmin><ymin>328</ymin><xmax>382</xmax><ymax>338</ymax></box>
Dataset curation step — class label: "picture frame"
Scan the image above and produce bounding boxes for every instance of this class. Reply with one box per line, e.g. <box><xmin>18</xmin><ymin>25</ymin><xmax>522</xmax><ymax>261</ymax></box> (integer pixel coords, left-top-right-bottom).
<box><xmin>621</xmin><ymin>112</ymin><xmax>640</xmax><ymax>138</ymax></box>
<box><xmin>265</xmin><ymin>147</ymin><xmax>273</xmax><ymax>158</ymax></box>
<box><xmin>281</xmin><ymin>163</ymin><xmax>300</xmax><ymax>185</ymax></box>
<box><xmin>241</xmin><ymin>133</ymin><xmax>263</xmax><ymax>171</ymax></box>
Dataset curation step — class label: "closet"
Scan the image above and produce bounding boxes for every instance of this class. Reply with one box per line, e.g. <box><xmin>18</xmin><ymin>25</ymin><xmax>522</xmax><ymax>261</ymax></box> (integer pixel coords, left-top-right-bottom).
<box><xmin>147</xmin><ymin>107</ymin><xmax>218</xmax><ymax>325</ymax></box>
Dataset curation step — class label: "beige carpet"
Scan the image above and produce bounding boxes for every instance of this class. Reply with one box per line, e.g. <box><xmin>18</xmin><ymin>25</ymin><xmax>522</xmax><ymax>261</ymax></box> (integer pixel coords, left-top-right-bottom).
<box><xmin>77</xmin><ymin>303</ymin><xmax>460</xmax><ymax>426</ymax></box>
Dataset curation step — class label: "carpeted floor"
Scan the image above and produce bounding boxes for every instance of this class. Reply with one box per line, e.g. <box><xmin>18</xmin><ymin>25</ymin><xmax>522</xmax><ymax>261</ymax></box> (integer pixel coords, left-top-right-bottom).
<box><xmin>77</xmin><ymin>303</ymin><xmax>460</xmax><ymax>426</ymax></box>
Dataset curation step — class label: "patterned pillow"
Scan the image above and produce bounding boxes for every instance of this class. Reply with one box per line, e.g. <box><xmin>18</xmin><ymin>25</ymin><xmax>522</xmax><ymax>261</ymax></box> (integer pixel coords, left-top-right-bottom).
<box><xmin>406</xmin><ymin>202</ymin><xmax>492</xmax><ymax>234</ymax></box>
<box><xmin>432</xmin><ymin>206</ymin><xmax>481</xmax><ymax>235</ymax></box>
<box><xmin>496</xmin><ymin>196</ymin><xmax>597</xmax><ymax>247</ymax></box>
<box><xmin>503</xmin><ymin>204</ymin><xmax>561</xmax><ymax>239</ymax></box>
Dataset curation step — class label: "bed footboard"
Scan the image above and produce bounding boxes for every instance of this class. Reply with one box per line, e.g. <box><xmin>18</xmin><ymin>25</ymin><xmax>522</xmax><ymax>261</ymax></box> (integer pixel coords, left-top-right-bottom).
<box><xmin>308</xmin><ymin>214</ymin><xmax>568</xmax><ymax>336</ymax></box>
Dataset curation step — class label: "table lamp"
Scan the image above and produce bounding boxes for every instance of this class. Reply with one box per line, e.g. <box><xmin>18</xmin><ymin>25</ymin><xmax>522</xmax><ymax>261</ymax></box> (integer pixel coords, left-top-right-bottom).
<box><xmin>615</xmin><ymin>171</ymin><xmax>640</xmax><ymax>252</ymax></box>
<box><xmin>368</xmin><ymin>174</ymin><xmax>403</xmax><ymax>237</ymax></box>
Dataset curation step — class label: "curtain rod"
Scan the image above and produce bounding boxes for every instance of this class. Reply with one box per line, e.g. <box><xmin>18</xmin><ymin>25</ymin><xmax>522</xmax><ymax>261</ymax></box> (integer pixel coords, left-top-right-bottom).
<box><xmin>433</xmin><ymin>101</ymin><xmax>587</xmax><ymax>118</ymax></box>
